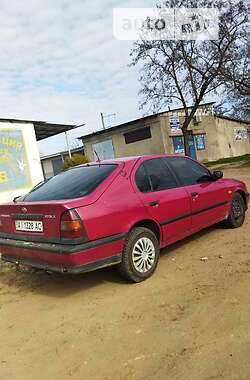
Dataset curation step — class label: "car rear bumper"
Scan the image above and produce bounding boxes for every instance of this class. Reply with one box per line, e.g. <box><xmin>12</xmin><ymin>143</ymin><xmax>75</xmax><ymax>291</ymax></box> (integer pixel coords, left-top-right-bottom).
<box><xmin>0</xmin><ymin>233</ymin><xmax>125</xmax><ymax>274</ymax></box>
<box><xmin>1</xmin><ymin>254</ymin><xmax>121</xmax><ymax>274</ymax></box>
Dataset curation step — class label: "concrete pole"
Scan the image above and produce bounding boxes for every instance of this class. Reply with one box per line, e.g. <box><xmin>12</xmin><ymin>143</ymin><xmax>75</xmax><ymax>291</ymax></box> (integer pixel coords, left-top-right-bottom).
<box><xmin>65</xmin><ymin>131</ymin><xmax>72</xmax><ymax>158</ymax></box>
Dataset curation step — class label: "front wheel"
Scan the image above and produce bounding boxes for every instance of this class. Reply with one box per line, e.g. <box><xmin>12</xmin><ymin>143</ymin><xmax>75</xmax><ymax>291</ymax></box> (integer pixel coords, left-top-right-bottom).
<box><xmin>223</xmin><ymin>193</ymin><xmax>246</xmax><ymax>228</ymax></box>
<box><xmin>118</xmin><ymin>227</ymin><xmax>160</xmax><ymax>283</ymax></box>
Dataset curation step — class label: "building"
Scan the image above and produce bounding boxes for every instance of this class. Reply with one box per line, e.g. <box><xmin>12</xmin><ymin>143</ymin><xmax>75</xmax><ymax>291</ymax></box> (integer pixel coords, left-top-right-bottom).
<box><xmin>79</xmin><ymin>103</ymin><xmax>250</xmax><ymax>162</ymax></box>
<box><xmin>0</xmin><ymin>118</ymin><xmax>77</xmax><ymax>203</ymax></box>
<box><xmin>41</xmin><ymin>146</ymin><xmax>85</xmax><ymax>180</ymax></box>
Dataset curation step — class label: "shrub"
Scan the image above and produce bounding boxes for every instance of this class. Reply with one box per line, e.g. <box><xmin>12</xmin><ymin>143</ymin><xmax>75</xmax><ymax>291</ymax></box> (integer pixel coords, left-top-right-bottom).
<box><xmin>63</xmin><ymin>154</ymin><xmax>89</xmax><ymax>170</ymax></box>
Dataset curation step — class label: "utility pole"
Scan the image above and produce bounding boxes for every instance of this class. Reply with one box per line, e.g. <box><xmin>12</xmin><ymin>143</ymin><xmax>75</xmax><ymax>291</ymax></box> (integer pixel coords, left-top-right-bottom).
<box><xmin>65</xmin><ymin>131</ymin><xmax>72</xmax><ymax>158</ymax></box>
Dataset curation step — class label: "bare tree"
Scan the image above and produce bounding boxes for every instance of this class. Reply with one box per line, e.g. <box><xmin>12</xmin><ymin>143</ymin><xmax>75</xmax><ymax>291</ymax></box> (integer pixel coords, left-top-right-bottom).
<box><xmin>230</xmin><ymin>94</ymin><xmax>250</xmax><ymax>120</ymax></box>
<box><xmin>131</xmin><ymin>0</ymin><xmax>248</xmax><ymax>155</ymax></box>
<box><xmin>222</xmin><ymin>40</ymin><xmax>250</xmax><ymax>119</ymax></box>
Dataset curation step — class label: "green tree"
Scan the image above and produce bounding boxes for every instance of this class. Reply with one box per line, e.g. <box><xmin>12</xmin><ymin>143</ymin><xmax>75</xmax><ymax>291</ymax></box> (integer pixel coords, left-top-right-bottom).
<box><xmin>63</xmin><ymin>154</ymin><xmax>89</xmax><ymax>170</ymax></box>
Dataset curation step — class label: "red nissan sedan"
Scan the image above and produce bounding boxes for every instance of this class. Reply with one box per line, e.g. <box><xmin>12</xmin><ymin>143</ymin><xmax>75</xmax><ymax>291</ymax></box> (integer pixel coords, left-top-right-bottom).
<box><xmin>0</xmin><ymin>155</ymin><xmax>249</xmax><ymax>282</ymax></box>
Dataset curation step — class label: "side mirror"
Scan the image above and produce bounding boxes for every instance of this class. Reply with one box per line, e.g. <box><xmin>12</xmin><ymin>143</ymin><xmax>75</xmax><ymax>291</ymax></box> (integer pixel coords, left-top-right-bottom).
<box><xmin>212</xmin><ymin>170</ymin><xmax>223</xmax><ymax>180</ymax></box>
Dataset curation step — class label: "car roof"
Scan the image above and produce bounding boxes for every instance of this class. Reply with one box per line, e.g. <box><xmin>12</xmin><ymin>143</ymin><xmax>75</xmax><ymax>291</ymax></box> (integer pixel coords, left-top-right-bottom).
<box><xmin>69</xmin><ymin>154</ymin><xmax>190</xmax><ymax>170</ymax></box>
<box><xmin>86</xmin><ymin>154</ymin><xmax>186</xmax><ymax>165</ymax></box>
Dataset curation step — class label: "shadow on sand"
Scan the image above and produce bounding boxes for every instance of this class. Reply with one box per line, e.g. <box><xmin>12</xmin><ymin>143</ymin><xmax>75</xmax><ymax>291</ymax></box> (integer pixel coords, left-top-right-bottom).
<box><xmin>0</xmin><ymin>223</ymin><xmax>224</xmax><ymax>298</ymax></box>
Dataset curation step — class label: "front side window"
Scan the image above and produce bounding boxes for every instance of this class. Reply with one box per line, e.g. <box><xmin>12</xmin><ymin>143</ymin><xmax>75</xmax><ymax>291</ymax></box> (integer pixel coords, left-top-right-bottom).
<box><xmin>165</xmin><ymin>157</ymin><xmax>211</xmax><ymax>186</ymax></box>
<box><xmin>135</xmin><ymin>158</ymin><xmax>178</xmax><ymax>193</ymax></box>
<box><xmin>23</xmin><ymin>164</ymin><xmax>117</xmax><ymax>201</ymax></box>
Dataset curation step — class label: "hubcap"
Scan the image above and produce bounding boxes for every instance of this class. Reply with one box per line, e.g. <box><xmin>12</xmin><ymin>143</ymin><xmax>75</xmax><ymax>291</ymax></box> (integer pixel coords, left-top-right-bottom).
<box><xmin>232</xmin><ymin>199</ymin><xmax>242</xmax><ymax>219</ymax></box>
<box><xmin>132</xmin><ymin>237</ymin><xmax>156</xmax><ymax>273</ymax></box>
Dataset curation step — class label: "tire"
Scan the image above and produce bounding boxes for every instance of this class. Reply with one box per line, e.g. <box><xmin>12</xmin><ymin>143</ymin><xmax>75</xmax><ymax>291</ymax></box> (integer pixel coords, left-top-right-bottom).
<box><xmin>118</xmin><ymin>227</ymin><xmax>160</xmax><ymax>283</ymax></box>
<box><xmin>223</xmin><ymin>193</ymin><xmax>246</xmax><ymax>228</ymax></box>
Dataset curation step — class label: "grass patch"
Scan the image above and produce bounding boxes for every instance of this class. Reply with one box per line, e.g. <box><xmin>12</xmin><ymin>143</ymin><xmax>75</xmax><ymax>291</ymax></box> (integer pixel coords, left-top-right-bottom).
<box><xmin>206</xmin><ymin>154</ymin><xmax>250</xmax><ymax>167</ymax></box>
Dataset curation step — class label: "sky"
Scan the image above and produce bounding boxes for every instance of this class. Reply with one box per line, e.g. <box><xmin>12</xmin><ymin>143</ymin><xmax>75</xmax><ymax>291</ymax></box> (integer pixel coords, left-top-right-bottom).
<box><xmin>0</xmin><ymin>0</ymin><xmax>157</xmax><ymax>156</ymax></box>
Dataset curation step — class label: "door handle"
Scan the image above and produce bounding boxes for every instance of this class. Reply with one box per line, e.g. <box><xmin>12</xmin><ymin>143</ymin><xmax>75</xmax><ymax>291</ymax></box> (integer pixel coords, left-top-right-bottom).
<box><xmin>191</xmin><ymin>192</ymin><xmax>198</xmax><ymax>198</ymax></box>
<box><xmin>148</xmin><ymin>201</ymin><xmax>159</xmax><ymax>207</ymax></box>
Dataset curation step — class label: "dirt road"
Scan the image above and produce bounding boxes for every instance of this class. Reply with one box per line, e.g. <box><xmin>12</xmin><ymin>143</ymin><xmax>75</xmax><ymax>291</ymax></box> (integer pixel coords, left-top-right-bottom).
<box><xmin>0</xmin><ymin>166</ymin><xmax>249</xmax><ymax>380</ymax></box>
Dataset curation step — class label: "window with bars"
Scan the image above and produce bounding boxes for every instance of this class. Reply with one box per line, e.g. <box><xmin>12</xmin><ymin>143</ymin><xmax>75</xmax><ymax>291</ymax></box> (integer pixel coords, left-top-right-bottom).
<box><xmin>124</xmin><ymin>127</ymin><xmax>151</xmax><ymax>144</ymax></box>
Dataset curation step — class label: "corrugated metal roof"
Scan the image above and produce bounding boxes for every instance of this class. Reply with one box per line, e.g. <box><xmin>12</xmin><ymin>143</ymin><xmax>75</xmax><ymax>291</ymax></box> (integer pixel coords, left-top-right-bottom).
<box><xmin>0</xmin><ymin>118</ymin><xmax>79</xmax><ymax>141</ymax></box>
<box><xmin>78</xmin><ymin>102</ymin><xmax>216</xmax><ymax>140</ymax></box>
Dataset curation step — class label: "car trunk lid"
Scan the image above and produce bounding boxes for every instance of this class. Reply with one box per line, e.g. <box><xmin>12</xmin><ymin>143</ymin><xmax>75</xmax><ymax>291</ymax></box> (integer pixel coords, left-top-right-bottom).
<box><xmin>0</xmin><ymin>197</ymin><xmax>94</xmax><ymax>244</ymax></box>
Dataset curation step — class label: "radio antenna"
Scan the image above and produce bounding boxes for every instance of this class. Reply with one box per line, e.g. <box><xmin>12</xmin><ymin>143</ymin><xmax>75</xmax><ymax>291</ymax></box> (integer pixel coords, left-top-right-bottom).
<box><xmin>94</xmin><ymin>149</ymin><xmax>101</xmax><ymax>166</ymax></box>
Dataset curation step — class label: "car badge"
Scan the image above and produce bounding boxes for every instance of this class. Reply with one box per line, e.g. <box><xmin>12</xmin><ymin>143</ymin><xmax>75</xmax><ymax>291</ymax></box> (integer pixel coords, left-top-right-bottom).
<box><xmin>21</xmin><ymin>207</ymin><xmax>27</xmax><ymax>213</ymax></box>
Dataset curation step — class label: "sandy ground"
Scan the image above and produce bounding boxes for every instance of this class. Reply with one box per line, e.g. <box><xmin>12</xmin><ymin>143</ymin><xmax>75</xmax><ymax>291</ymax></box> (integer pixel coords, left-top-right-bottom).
<box><xmin>0</xmin><ymin>166</ymin><xmax>249</xmax><ymax>380</ymax></box>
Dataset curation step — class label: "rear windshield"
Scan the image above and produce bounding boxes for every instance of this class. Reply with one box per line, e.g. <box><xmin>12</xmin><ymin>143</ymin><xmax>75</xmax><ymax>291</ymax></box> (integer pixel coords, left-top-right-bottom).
<box><xmin>23</xmin><ymin>164</ymin><xmax>117</xmax><ymax>201</ymax></box>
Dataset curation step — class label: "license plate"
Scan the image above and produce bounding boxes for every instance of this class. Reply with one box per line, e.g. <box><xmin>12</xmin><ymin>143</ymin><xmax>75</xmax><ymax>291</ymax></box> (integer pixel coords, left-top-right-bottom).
<box><xmin>15</xmin><ymin>220</ymin><xmax>43</xmax><ymax>233</ymax></box>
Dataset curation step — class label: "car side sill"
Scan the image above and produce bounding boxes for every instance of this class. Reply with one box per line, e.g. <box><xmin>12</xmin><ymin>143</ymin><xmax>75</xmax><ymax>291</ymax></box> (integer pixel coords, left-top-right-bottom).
<box><xmin>160</xmin><ymin>201</ymin><xmax>229</xmax><ymax>226</ymax></box>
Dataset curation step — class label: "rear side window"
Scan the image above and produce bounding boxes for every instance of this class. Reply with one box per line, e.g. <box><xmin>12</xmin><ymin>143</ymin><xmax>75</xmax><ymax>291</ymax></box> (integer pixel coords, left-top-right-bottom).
<box><xmin>144</xmin><ymin>159</ymin><xmax>178</xmax><ymax>191</ymax></box>
<box><xmin>23</xmin><ymin>164</ymin><xmax>117</xmax><ymax>201</ymax></box>
<box><xmin>135</xmin><ymin>158</ymin><xmax>178</xmax><ymax>193</ymax></box>
<box><xmin>165</xmin><ymin>157</ymin><xmax>211</xmax><ymax>186</ymax></box>
<box><xmin>135</xmin><ymin>164</ymin><xmax>151</xmax><ymax>193</ymax></box>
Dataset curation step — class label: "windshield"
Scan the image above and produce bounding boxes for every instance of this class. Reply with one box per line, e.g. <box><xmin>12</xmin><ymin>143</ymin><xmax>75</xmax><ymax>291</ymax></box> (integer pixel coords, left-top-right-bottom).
<box><xmin>23</xmin><ymin>164</ymin><xmax>117</xmax><ymax>201</ymax></box>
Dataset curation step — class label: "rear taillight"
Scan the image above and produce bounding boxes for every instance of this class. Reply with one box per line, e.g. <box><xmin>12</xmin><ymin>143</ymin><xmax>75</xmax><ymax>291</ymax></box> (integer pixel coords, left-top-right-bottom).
<box><xmin>60</xmin><ymin>209</ymin><xmax>86</xmax><ymax>240</ymax></box>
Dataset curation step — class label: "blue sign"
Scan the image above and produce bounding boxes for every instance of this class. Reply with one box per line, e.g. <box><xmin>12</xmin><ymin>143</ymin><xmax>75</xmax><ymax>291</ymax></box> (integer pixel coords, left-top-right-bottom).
<box><xmin>172</xmin><ymin>136</ymin><xmax>184</xmax><ymax>153</ymax></box>
<box><xmin>195</xmin><ymin>134</ymin><xmax>206</xmax><ymax>150</ymax></box>
<box><xmin>0</xmin><ymin>129</ymin><xmax>31</xmax><ymax>192</ymax></box>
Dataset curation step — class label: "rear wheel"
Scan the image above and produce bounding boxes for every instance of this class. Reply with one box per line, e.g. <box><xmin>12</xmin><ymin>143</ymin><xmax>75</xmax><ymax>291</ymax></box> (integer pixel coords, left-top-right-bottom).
<box><xmin>118</xmin><ymin>227</ymin><xmax>160</xmax><ymax>283</ymax></box>
<box><xmin>223</xmin><ymin>193</ymin><xmax>245</xmax><ymax>228</ymax></box>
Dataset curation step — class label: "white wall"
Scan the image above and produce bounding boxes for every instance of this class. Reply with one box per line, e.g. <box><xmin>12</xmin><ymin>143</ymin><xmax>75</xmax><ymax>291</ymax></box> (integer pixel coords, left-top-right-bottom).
<box><xmin>0</xmin><ymin>122</ymin><xmax>44</xmax><ymax>204</ymax></box>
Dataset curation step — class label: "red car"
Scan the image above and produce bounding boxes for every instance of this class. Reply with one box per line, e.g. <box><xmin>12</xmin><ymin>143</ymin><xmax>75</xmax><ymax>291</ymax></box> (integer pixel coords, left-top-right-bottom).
<box><xmin>0</xmin><ymin>155</ymin><xmax>249</xmax><ymax>282</ymax></box>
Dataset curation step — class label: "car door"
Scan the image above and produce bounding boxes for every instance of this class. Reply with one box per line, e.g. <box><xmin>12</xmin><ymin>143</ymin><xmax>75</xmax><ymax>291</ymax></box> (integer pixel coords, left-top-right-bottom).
<box><xmin>133</xmin><ymin>157</ymin><xmax>191</xmax><ymax>245</ymax></box>
<box><xmin>165</xmin><ymin>156</ymin><xmax>230</xmax><ymax>231</ymax></box>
